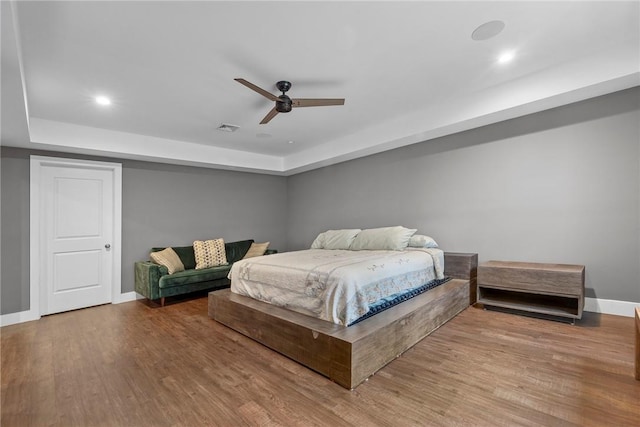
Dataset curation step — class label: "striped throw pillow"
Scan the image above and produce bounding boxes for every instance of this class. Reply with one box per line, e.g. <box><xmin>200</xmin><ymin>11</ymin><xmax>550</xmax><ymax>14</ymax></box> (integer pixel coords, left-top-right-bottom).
<box><xmin>150</xmin><ymin>247</ymin><xmax>185</xmax><ymax>274</ymax></box>
<box><xmin>242</xmin><ymin>242</ymin><xmax>270</xmax><ymax>259</ymax></box>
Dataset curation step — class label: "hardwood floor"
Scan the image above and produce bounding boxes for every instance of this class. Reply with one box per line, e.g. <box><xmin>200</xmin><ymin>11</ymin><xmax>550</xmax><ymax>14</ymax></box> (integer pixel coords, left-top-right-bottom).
<box><xmin>2</xmin><ymin>294</ymin><xmax>638</xmax><ymax>426</ymax></box>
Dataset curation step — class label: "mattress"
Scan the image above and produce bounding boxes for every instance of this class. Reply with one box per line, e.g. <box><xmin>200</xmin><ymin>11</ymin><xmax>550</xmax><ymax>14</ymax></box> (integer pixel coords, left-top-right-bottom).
<box><xmin>229</xmin><ymin>248</ymin><xmax>444</xmax><ymax>326</ymax></box>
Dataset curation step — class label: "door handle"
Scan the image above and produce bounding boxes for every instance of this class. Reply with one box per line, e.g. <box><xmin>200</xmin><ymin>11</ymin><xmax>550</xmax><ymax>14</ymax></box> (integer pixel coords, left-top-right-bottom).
<box><xmin>105</xmin><ymin>244</ymin><xmax>111</xmax><ymax>249</ymax></box>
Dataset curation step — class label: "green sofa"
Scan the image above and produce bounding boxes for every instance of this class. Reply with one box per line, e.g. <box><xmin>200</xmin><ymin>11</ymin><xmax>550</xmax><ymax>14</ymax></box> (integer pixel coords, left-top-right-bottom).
<box><xmin>135</xmin><ymin>239</ymin><xmax>256</xmax><ymax>306</ymax></box>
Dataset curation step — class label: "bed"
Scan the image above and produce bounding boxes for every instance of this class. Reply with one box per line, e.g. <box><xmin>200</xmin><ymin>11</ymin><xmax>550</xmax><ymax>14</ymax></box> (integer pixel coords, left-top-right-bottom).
<box><xmin>230</xmin><ymin>247</ymin><xmax>447</xmax><ymax>326</ymax></box>
<box><xmin>208</xmin><ymin>229</ymin><xmax>477</xmax><ymax>389</ymax></box>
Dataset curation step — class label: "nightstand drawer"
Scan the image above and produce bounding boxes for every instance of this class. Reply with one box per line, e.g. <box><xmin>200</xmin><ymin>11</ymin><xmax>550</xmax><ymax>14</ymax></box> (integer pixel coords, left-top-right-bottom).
<box><xmin>478</xmin><ymin>261</ymin><xmax>584</xmax><ymax>295</ymax></box>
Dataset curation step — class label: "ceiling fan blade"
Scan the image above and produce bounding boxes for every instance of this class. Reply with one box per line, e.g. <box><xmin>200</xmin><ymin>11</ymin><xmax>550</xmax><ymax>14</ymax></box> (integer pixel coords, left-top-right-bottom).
<box><xmin>292</xmin><ymin>98</ymin><xmax>345</xmax><ymax>108</ymax></box>
<box><xmin>260</xmin><ymin>107</ymin><xmax>279</xmax><ymax>124</ymax></box>
<box><xmin>235</xmin><ymin>78</ymin><xmax>279</xmax><ymax>102</ymax></box>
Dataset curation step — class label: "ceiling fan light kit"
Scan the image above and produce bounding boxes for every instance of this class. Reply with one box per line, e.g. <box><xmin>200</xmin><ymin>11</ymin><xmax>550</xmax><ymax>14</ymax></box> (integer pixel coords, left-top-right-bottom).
<box><xmin>235</xmin><ymin>78</ymin><xmax>345</xmax><ymax>124</ymax></box>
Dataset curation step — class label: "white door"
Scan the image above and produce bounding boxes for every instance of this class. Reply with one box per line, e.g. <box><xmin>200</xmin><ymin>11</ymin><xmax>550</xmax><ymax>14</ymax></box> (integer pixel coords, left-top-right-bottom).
<box><xmin>40</xmin><ymin>162</ymin><xmax>115</xmax><ymax>314</ymax></box>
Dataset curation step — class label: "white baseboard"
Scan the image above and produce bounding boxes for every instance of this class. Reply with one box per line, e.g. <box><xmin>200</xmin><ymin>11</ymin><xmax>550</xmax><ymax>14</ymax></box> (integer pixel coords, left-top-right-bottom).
<box><xmin>0</xmin><ymin>308</ymin><xmax>40</xmax><ymax>327</ymax></box>
<box><xmin>584</xmin><ymin>297</ymin><xmax>638</xmax><ymax>318</ymax></box>
<box><xmin>2</xmin><ymin>292</ymin><xmax>143</xmax><ymax>326</ymax></box>
<box><xmin>113</xmin><ymin>291</ymin><xmax>144</xmax><ymax>304</ymax></box>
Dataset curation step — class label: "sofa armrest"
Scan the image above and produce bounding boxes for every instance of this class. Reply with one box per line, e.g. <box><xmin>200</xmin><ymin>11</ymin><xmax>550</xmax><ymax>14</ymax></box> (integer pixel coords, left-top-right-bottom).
<box><xmin>134</xmin><ymin>261</ymin><xmax>168</xmax><ymax>300</ymax></box>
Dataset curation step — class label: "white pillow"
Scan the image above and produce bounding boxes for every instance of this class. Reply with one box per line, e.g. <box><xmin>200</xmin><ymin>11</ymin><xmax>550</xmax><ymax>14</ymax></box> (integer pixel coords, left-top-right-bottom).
<box><xmin>408</xmin><ymin>234</ymin><xmax>439</xmax><ymax>248</ymax></box>
<box><xmin>311</xmin><ymin>229</ymin><xmax>361</xmax><ymax>250</ymax></box>
<box><xmin>310</xmin><ymin>233</ymin><xmax>325</xmax><ymax>249</ymax></box>
<box><xmin>349</xmin><ymin>226</ymin><xmax>417</xmax><ymax>251</ymax></box>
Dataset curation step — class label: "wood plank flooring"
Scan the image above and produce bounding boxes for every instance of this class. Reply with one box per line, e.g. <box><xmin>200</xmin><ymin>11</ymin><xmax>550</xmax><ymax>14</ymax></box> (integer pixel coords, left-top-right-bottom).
<box><xmin>2</xmin><ymin>294</ymin><xmax>638</xmax><ymax>426</ymax></box>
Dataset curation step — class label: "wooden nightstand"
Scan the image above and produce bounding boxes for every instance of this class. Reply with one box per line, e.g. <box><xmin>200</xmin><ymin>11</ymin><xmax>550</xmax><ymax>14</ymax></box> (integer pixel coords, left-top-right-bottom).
<box><xmin>477</xmin><ymin>261</ymin><xmax>585</xmax><ymax>323</ymax></box>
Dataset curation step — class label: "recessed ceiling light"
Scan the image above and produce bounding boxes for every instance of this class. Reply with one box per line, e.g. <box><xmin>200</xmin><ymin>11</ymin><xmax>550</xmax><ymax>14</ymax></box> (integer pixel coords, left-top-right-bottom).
<box><xmin>288</xmin><ymin>140</ymin><xmax>294</xmax><ymax>144</ymax></box>
<box><xmin>95</xmin><ymin>96</ymin><xmax>111</xmax><ymax>106</ymax></box>
<box><xmin>497</xmin><ymin>50</ymin><xmax>515</xmax><ymax>64</ymax></box>
<box><xmin>472</xmin><ymin>20</ymin><xmax>505</xmax><ymax>41</ymax></box>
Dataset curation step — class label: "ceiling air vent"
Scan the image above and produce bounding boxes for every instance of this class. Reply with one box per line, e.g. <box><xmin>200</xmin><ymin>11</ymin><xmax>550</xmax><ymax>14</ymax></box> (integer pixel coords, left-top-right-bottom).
<box><xmin>216</xmin><ymin>123</ymin><xmax>240</xmax><ymax>132</ymax></box>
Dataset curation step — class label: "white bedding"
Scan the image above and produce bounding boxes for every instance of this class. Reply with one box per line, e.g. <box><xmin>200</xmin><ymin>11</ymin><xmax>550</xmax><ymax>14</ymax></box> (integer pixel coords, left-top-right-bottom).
<box><xmin>229</xmin><ymin>248</ymin><xmax>444</xmax><ymax>326</ymax></box>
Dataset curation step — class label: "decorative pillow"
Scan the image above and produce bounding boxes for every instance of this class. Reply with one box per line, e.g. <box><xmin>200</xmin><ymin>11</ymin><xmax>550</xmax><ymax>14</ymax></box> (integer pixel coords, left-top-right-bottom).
<box><xmin>311</xmin><ymin>229</ymin><xmax>361</xmax><ymax>250</ymax></box>
<box><xmin>408</xmin><ymin>234</ymin><xmax>439</xmax><ymax>248</ymax></box>
<box><xmin>150</xmin><ymin>247</ymin><xmax>185</xmax><ymax>274</ymax></box>
<box><xmin>153</xmin><ymin>245</ymin><xmax>196</xmax><ymax>270</ymax></box>
<box><xmin>193</xmin><ymin>238</ymin><xmax>228</xmax><ymax>269</ymax></box>
<box><xmin>310</xmin><ymin>232</ymin><xmax>327</xmax><ymax>249</ymax></box>
<box><xmin>242</xmin><ymin>242</ymin><xmax>270</xmax><ymax>259</ymax></box>
<box><xmin>349</xmin><ymin>226</ymin><xmax>417</xmax><ymax>251</ymax></box>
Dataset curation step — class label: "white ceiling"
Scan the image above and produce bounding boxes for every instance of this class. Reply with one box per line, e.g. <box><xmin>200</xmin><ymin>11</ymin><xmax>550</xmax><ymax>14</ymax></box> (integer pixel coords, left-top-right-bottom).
<box><xmin>2</xmin><ymin>1</ymin><xmax>639</xmax><ymax>175</ymax></box>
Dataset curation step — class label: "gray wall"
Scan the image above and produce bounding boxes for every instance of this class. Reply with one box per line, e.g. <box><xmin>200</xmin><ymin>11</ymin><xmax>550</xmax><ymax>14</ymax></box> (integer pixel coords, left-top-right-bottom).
<box><xmin>1</xmin><ymin>150</ymin><xmax>31</xmax><ymax>314</ymax></box>
<box><xmin>2</xmin><ymin>87</ymin><xmax>639</xmax><ymax>315</ymax></box>
<box><xmin>0</xmin><ymin>147</ymin><xmax>288</xmax><ymax>314</ymax></box>
<box><xmin>287</xmin><ymin>87</ymin><xmax>640</xmax><ymax>303</ymax></box>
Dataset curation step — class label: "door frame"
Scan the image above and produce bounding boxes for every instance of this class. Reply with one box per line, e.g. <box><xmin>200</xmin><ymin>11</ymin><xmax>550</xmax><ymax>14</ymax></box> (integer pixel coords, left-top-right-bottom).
<box><xmin>30</xmin><ymin>156</ymin><xmax>122</xmax><ymax>317</ymax></box>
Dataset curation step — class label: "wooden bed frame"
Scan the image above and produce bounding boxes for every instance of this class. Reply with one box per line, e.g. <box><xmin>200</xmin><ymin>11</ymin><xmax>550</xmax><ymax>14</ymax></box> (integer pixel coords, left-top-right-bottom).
<box><xmin>208</xmin><ymin>252</ymin><xmax>477</xmax><ymax>389</ymax></box>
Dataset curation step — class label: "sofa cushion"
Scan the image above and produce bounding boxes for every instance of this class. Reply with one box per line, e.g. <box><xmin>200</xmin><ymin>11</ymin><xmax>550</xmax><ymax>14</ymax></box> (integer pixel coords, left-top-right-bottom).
<box><xmin>225</xmin><ymin>239</ymin><xmax>254</xmax><ymax>263</ymax></box>
<box><xmin>158</xmin><ymin>265</ymin><xmax>231</xmax><ymax>289</ymax></box>
<box><xmin>153</xmin><ymin>240</ymin><xmax>254</xmax><ymax>270</ymax></box>
<box><xmin>194</xmin><ymin>239</ymin><xmax>228</xmax><ymax>269</ymax></box>
<box><xmin>152</xmin><ymin>246</ymin><xmax>196</xmax><ymax>270</ymax></box>
<box><xmin>149</xmin><ymin>247</ymin><xmax>185</xmax><ymax>274</ymax></box>
<box><xmin>243</xmin><ymin>242</ymin><xmax>270</xmax><ymax>259</ymax></box>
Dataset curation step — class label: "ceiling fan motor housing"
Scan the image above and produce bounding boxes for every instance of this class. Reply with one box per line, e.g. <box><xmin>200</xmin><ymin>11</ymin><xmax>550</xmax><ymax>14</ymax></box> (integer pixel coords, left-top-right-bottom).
<box><xmin>276</xmin><ymin>95</ymin><xmax>292</xmax><ymax>113</ymax></box>
<box><xmin>275</xmin><ymin>81</ymin><xmax>293</xmax><ymax>112</ymax></box>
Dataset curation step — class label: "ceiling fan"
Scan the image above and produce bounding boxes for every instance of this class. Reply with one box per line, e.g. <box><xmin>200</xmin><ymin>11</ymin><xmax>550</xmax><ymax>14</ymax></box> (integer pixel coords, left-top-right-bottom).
<box><xmin>235</xmin><ymin>78</ymin><xmax>345</xmax><ymax>124</ymax></box>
